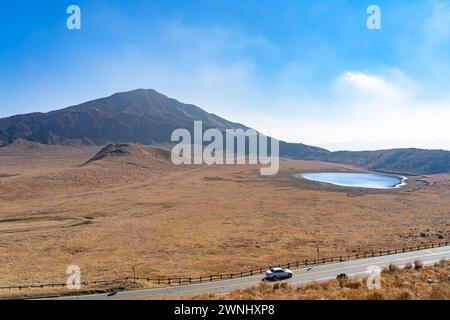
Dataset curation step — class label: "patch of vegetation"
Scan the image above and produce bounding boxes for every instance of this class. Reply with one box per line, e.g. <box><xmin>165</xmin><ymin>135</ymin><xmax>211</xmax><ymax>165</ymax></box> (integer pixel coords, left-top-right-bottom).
<box><xmin>195</xmin><ymin>260</ymin><xmax>449</xmax><ymax>300</ymax></box>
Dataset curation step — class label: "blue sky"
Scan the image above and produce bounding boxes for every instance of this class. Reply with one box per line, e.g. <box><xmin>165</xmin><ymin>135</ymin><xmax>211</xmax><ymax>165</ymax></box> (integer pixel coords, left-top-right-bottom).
<box><xmin>1</xmin><ymin>0</ymin><xmax>450</xmax><ymax>150</ymax></box>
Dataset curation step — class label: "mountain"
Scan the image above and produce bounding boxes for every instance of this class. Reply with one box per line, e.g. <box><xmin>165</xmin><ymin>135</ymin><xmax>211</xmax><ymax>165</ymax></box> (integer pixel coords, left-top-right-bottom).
<box><xmin>319</xmin><ymin>148</ymin><xmax>450</xmax><ymax>175</ymax></box>
<box><xmin>1</xmin><ymin>89</ymin><xmax>449</xmax><ymax>175</ymax></box>
<box><xmin>0</xmin><ymin>89</ymin><xmax>248</xmax><ymax>146</ymax></box>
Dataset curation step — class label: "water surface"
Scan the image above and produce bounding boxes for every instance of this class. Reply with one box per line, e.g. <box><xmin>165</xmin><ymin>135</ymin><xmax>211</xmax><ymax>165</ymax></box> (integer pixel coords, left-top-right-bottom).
<box><xmin>299</xmin><ymin>172</ymin><xmax>407</xmax><ymax>189</ymax></box>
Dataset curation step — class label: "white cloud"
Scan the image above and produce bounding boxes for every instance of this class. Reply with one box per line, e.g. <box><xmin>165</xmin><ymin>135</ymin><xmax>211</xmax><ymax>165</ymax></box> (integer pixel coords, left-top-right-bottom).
<box><xmin>334</xmin><ymin>69</ymin><xmax>419</xmax><ymax>102</ymax></box>
<box><xmin>236</xmin><ymin>69</ymin><xmax>450</xmax><ymax>151</ymax></box>
<box><xmin>338</xmin><ymin>72</ymin><xmax>396</xmax><ymax>95</ymax></box>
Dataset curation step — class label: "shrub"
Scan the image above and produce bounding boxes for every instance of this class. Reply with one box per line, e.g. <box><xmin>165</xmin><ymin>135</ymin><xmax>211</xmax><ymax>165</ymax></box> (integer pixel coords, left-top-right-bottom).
<box><xmin>414</xmin><ymin>259</ymin><xmax>424</xmax><ymax>270</ymax></box>
<box><xmin>404</xmin><ymin>262</ymin><xmax>413</xmax><ymax>270</ymax></box>
<box><xmin>336</xmin><ymin>273</ymin><xmax>348</xmax><ymax>280</ymax></box>
<box><xmin>388</xmin><ymin>264</ymin><xmax>400</xmax><ymax>273</ymax></box>
<box><xmin>280</xmin><ymin>282</ymin><xmax>288</xmax><ymax>289</ymax></box>
<box><xmin>434</xmin><ymin>259</ymin><xmax>446</xmax><ymax>268</ymax></box>
<box><xmin>345</xmin><ymin>279</ymin><xmax>363</xmax><ymax>289</ymax></box>
<box><xmin>336</xmin><ymin>273</ymin><xmax>348</xmax><ymax>288</ymax></box>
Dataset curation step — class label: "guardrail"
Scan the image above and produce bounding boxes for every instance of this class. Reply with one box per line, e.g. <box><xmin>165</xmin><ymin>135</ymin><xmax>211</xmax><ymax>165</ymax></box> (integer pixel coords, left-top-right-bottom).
<box><xmin>0</xmin><ymin>241</ymin><xmax>448</xmax><ymax>291</ymax></box>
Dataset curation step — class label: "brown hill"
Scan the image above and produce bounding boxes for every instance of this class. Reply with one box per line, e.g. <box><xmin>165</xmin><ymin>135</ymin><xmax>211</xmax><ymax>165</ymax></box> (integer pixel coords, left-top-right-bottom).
<box><xmin>85</xmin><ymin>143</ymin><xmax>174</xmax><ymax>171</ymax></box>
<box><xmin>0</xmin><ymin>139</ymin><xmax>99</xmax><ymax>173</ymax></box>
<box><xmin>0</xmin><ymin>143</ymin><xmax>179</xmax><ymax>192</ymax></box>
<box><xmin>42</xmin><ymin>144</ymin><xmax>180</xmax><ymax>186</ymax></box>
<box><xmin>0</xmin><ymin>139</ymin><xmax>66</xmax><ymax>155</ymax></box>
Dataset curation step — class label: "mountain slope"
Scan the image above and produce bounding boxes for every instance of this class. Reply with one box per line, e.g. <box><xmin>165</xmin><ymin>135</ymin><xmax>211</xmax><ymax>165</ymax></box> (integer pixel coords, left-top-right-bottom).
<box><xmin>85</xmin><ymin>143</ymin><xmax>174</xmax><ymax>170</ymax></box>
<box><xmin>320</xmin><ymin>148</ymin><xmax>450</xmax><ymax>175</ymax></box>
<box><xmin>1</xmin><ymin>89</ymin><xmax>449</xmax><ymax>175</ymax></box>
<box><xmin>0</xmin><ymin>89</ymin><xmax>249</xmax><ymax>146</ymax></box>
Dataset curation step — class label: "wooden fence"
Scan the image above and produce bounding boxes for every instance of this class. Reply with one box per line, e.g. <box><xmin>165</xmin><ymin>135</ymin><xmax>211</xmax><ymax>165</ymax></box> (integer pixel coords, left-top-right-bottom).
<box><xmin>0</xmin><ymin>241</ymin><xmax>448</xmax><ymax>291</ymax></box>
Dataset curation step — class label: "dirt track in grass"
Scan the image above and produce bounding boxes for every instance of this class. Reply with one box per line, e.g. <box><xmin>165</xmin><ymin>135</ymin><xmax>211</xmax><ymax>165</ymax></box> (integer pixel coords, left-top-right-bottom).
<box><xmin>0</xmin><ymin>217</ymin><xmax>87</xmax><ymax>234</ymax></box>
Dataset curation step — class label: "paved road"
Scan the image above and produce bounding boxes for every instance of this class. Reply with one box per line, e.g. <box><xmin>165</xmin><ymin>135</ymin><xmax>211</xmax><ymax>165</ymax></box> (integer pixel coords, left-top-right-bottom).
<box><xmin>53</xmin><ymin>246</ymin><xmax>450</xmax><ymax>300</ymax></box>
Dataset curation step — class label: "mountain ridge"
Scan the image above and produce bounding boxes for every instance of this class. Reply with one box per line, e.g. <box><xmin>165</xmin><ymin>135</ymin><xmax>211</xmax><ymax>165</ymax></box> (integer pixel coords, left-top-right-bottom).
<box><xmin>1</xmin><ymin>89</ymin><xmax>449</xmax><ymax>175</ymax></box>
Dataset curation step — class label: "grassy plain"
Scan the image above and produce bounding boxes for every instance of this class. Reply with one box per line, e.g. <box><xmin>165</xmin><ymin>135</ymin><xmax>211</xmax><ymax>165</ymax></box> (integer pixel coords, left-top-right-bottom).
<box><xmin>0</xmin><ymin>140</ymin><xmax>448</xmax><ymax>297</ymax></box>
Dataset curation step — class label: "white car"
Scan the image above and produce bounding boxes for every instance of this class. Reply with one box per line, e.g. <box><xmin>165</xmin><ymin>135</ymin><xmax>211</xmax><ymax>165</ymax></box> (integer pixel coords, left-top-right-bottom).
<box><xmin>265</xmin><ymin>267</ymin><xmax>293</xmax><ymax>280</ymax></box>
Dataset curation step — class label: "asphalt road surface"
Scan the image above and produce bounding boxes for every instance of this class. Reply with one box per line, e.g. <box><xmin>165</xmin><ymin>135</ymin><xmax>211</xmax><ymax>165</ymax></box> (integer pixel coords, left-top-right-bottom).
<box><xmin>52</xmin><ymin>246</ymin><xmax>450</xmax><ymax>300</ymax></box>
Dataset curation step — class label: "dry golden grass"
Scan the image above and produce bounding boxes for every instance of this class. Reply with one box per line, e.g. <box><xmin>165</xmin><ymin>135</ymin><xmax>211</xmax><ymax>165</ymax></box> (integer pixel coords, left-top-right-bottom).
<box><xmin>194</xmin><ymin>260</ymin><xmax>450</xmax><ymax>300</ymax></box>
<box><xmin>0</xmin><ymin>141</ymin><xmax>449</xmax><ymax>298</ymax></box>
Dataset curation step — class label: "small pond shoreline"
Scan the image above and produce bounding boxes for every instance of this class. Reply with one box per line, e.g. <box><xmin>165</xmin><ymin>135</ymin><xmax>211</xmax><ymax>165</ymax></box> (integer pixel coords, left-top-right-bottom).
<box><xmin>296</xmin><ymin>172</ymin><xmax>408</xmax><ymax>189</ymax></box>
